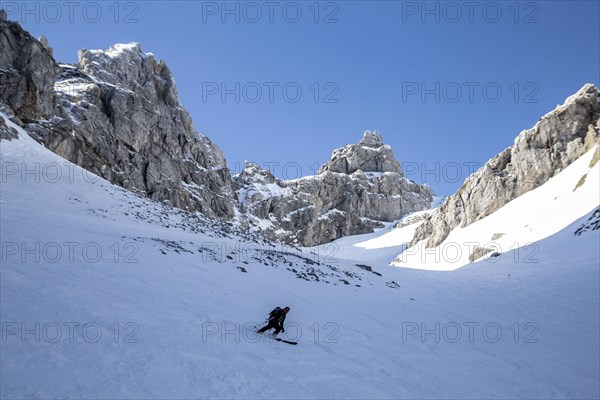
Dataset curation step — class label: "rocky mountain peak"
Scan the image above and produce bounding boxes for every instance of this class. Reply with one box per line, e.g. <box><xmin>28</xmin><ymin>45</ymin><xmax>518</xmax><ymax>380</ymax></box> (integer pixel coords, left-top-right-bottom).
<box><xmin>234</xmin><ymin>131</ymin><xmax>433</xmax><ymax>246</ymax></box>
<box><xmin>358</xmin><ymin>130</ymin><xmax>384</xmax><ymax>147</ymax></box>
<box><xmin>0</xmin><ymin>19</ymin><xmax>236</xmax><ymax>219</ymax></box>
<box><xmin>2</xmin><ymin>17</ymin><xmax>433</xmax><ymax>246</ymax></box>
<box><xmin>79</xmin><ymin>43</ymin><xmax>145</xmax><ymax>74</ymax></box>
<box><xmin>562</xmin><ymin>83</ymin><xmax>598</xmax><ymax>107</ymax></box>
<box><xmin>77</xmin><ymin>43</ymin><xmax>178</xmax><ymax>106</ymax></box>
<box><xmin>233</xmin><ymin>162</ymin><xmax>278</xmax><ymax>188</ymax></box>
<box><xmin>318</xmin><ymin>130</ymin><xmax>403</xmax><ymax>175</ymax></box>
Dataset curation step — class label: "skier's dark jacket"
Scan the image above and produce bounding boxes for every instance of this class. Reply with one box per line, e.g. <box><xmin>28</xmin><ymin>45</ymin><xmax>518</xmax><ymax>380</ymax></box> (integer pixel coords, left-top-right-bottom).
<box><xmin>269</xmin><ymin>308</ymin><xmax>286</xmax><ymax>330</ymax></box>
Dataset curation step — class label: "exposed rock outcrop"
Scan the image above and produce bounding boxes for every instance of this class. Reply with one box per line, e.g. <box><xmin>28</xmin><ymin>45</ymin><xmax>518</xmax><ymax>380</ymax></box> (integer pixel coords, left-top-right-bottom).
<box><xmin>0</xmin><ymin>108</ymin><xmax>19</xmax><ymax>140</ymax></box>
<box><xmin>0</xmin><ymin>18</ymin><xmax>60</xmax><ymax>121</ymax></box>
<box><xmin>574</xmin><ymin>206</ymin><xmax>600</xmax><ymax>236</ymax></box>
<box><xmin>235</xmin><ymin>131</ymin><xmax>434</xmax><ymax>246</ymax></box>
<box><xmin>318</xmin><ymin>131</ymin><xmax>403</xmax><ymax>175</ymax></box>
<box><xmin>45</xmin><ymin>44</ymin><xmax>236</xmax><ymax>218</ymax></box>
<box><xmin>0</xmin><ymin>18</ymin><xmax>432</xmax><ymax>235</ymax></box>
<box><xmin>411</xmin><ymin>84</ymin><xmax>600</xmax><ymax>248</ymax></box>
<box><xmin>0</xmin><ymin>18</ymin><xmax>236</xmax><ymax>219</ymax></box>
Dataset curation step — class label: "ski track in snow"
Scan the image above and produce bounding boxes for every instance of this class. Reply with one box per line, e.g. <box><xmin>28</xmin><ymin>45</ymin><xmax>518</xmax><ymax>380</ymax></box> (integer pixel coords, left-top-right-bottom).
<box><xmin>1</xmin><ymin>113</ymin><xmax>599</xmax><ymax>399</ymax></box>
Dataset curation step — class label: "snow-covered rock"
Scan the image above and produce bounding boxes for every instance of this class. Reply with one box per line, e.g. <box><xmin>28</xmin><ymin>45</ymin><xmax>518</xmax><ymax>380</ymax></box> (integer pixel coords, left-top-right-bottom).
<box><xmin>318</xmin><ymin>130</ymin><xmax>403</xmax><ymax>174</ymax></box>
<box><xmin>235</xmin><ymin>132</ymin><xmax>434</xmax><ymax>246</ymax></box>
<box><xmin>393</xmin><ymin>143</ymin><xmax>600</xmax><ymax>270</ymax></box>
<box><xmin>0</xmin><ymin>18</ymin><xmax>432</xmax><ymax>241</ymax></box>
<box><xmin>0</xmin><ymin>19</ymin><xmax>236</xmax><ymax>219</ymax></box>
<box><xmin>411</xmin><ymin>83</ymin><xmax>600</xmax><ymax>249</ymax></box>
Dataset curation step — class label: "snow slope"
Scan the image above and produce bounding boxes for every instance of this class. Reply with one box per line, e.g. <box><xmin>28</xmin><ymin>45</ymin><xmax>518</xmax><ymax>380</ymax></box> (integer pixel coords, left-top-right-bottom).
<box><xmin>391</xmin><ymin>145</ymin><xmax>600</xmax><ymax>271</ymax></box>
<box><xmin>1</xmin><ymin>114</ymin><xmax>599</xmax><ymax>399</ymax></box>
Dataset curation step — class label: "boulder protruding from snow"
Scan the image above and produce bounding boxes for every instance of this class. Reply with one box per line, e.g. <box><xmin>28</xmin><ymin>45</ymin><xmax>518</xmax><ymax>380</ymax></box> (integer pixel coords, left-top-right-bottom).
<box><xmin>0</xmin><ymin>111</ymin><xmax>19</xmax><ymax>140</ymax></box>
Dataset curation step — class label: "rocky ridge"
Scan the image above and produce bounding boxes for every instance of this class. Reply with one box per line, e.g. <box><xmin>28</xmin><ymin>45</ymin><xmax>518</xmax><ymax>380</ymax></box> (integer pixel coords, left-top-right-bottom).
<box><xmin>410</xmin><ymin>83</ymin><xmax>600</xmax><ymax>248</ymax></box>
<box><xmin>234</xmin><ymin>131</ymin><xmax>434</xmax><ymax>246</ymax></box>
<box><xmin>11</xmin><ymin>17</ymin><xmax>598</xmax><ymax>250</ymax></box>
<box><xmin>0</xmin><ymin>17</ymin><xmax>435</xmax><ymax>247</ymax></box>
<box><xmin>0</xmin><ymin>18</ymin><xmax>235</xmax><ymax>219</ymax></box>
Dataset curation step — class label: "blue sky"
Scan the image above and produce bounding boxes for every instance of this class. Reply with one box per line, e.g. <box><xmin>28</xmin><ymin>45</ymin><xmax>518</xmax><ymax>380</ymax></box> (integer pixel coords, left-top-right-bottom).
<box><xmin>7</xmin><ymin>0</ymin><xmax>599</xmax><ymax>195</ymax></box>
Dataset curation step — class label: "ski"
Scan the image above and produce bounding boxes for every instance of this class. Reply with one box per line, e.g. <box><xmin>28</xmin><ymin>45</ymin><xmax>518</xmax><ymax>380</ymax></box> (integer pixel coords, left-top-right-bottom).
<box><xmin>273</xmin><ymin>338</ymin><xmax>298</xmax><ymax>345</ymax></box>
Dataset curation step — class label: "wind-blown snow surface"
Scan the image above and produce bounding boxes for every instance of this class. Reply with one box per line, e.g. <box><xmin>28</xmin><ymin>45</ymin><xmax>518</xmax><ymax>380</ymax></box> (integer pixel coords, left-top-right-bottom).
<box><xmin>1</xmin><ymin>115</ymin><xmax>599</xmax><ymax>399</ymax></box>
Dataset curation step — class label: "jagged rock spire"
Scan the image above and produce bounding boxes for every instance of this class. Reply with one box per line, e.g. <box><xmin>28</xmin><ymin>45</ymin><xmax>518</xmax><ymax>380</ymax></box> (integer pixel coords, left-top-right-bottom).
<box><xmin>318</xmin><ymin>130</ymin><xmax>403</xmax><ymax>175</ymax></box>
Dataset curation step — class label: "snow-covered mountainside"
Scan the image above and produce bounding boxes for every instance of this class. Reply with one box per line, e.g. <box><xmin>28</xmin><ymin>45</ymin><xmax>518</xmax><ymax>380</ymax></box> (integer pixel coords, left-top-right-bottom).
<box><xmin>1</xmin><ymin>13</ymin><xmax>599</xmax><ymax>400</ymax></box>
<box><xmin>390</xmin><ymin>144</ymin><xmax>599</xmax><ymax>270</ymax></box>
<box><xmin>234</xmin><ymin>131</ymin><xmax>433</xmax><ymax>246</ymax></box>
<box><xmin>0</xmin><ymin>18</ymin><xmax>236</xmax><ymax>219</ymax></box>
<box><xmin>381</xmin><ymin>84</ymin><xmax>600</xmax><ymax>271</ymax></box>
<box><xmin>0</xmin><ymin>18</ymin><xmax>434</xmax><ymax>246</ymax></box>
<box><xmin>412</xmin><ymin>84</ymin><xmax>600</xmax><ymax>250</ymax></box>
<box><xmin>1</xmin><ymin>111</ymin><xmax>599</xmax><ymax>399</ymax></box>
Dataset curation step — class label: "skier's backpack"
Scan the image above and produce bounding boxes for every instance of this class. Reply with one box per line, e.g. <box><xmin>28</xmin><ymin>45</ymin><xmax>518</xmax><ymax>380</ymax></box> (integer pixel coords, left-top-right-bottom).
<box><xmin>269</xmin><ymin>307</ymin><xmax>282</xmax><ymax>319</ymax></box>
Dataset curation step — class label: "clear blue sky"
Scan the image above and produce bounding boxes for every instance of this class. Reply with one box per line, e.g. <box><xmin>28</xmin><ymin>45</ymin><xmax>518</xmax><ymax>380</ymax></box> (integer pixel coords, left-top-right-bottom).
<box><xmin>8</xmin><ymin>0</ymin><xmax>599</xmax><ymax>195</ymax></box>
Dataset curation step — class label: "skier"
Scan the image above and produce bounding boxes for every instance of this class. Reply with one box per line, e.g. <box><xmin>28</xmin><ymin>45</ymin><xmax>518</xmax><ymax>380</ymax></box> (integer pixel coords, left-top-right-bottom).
<box><xmin>257</xmin><ymin>306</ymin><xmax>290</xmax><ymax>336</ymax></box>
